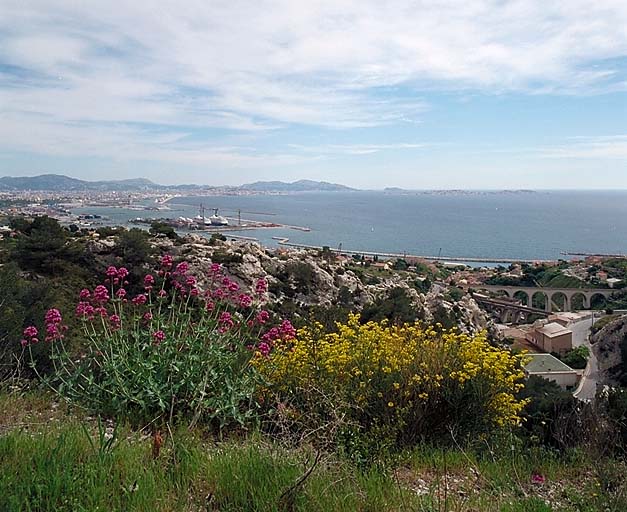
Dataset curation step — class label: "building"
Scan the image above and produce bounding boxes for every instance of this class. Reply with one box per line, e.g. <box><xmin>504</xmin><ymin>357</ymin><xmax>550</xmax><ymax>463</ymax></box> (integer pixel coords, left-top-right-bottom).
<box><xmin>549</xmin><ymin>312</ymin><xmax>582</xmax><ymax>327</ymax></box>
<box><xmin>526</xmin><ymin>321</ymin><xmax>573</xmax><ymax>355</ymax></box>
<box><xmin>607</xmin><ymin>278</ymin><xmax>622</xmax><ymax>288</ymax></box>
<box><xmin>524</xmin><ymin>353</ymin><xmax>580</xmax><ymax>389</ymax></box>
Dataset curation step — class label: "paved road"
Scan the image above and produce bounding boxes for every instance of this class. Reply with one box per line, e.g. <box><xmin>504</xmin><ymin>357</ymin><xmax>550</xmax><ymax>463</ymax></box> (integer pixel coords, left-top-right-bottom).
<box><xmin>572</xmin><ymin>314</ymin><xmax>600</xmax><ymax>402</ymax></box>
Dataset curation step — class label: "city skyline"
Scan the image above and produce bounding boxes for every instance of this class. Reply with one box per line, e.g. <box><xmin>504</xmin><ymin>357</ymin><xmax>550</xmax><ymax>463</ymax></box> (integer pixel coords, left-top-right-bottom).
<box><xmin>1</xmin><ymin>1</ymin><xmax>627</xmax><ymax>189</ymax></box>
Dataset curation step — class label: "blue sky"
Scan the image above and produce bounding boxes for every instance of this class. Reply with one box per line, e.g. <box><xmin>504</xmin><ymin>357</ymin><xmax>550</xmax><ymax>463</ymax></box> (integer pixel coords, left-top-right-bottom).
<box><xmin>1</xmin><ymin>1</ymin><xmax>627</xmax><ymax>189</ymax></box>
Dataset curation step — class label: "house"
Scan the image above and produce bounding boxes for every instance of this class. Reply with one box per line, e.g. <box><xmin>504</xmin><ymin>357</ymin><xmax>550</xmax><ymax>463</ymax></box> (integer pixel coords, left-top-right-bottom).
<box><xmin>549</xmin><ymin>312</ymin><xmax>582</xmax><ymax>327</ymax></box>
<box><xmin>526</xmin><ymin>321</ymin><xmax>573</xmax><ymax>355</ymax></box>
<box><xmin>524</xmin><ymin>353</ymin><xmax>580</xmax><ymax>389</ymax></box>
<box><xmin>607</xmin><ymin>278</ymin><xmax>622</xmax><ymax>289</ymax></box>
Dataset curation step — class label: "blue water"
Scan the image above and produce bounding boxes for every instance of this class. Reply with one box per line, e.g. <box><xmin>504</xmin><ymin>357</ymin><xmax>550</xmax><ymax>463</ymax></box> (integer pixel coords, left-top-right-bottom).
<box><xmin>74</xmin><ymin>191</ymin><xmax>627</xmax><ymax>261</ymax></box>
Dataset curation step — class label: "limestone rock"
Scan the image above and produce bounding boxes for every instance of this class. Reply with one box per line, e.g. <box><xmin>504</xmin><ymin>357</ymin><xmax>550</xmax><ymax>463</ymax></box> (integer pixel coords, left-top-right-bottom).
<box><xmin>591</xmin><ymin>315</ymin><xmax>627</xmax><ymax>386</ymax></box>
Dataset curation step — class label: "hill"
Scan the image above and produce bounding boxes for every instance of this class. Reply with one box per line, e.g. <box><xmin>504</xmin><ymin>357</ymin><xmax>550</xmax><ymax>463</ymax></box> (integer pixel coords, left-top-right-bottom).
<box><xmin>0</xmin><ymin>174</ymin><xmax>158</xmax><ymax>192</ymax></box>
<box><xmin>240</xmin><ymin>179</ymin><xmax>354</xmax><ymax>192</ymax></box>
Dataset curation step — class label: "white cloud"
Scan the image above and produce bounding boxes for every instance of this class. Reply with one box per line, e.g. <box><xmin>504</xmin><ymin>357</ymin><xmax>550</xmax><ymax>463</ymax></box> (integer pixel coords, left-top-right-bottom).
<box><xmin>1</xmin><ymin>0</ymin><xmax>627</xmax><ymax>169</ymax></box>
<box><xmin>539</xmin><ymin>135</ymin><xmax>627</xmax><ymax>159</ymax></box>
<box><xmin>288</xmin><ymin>143</ymin><xmax>428</xmax><ymax>155</ymax></box>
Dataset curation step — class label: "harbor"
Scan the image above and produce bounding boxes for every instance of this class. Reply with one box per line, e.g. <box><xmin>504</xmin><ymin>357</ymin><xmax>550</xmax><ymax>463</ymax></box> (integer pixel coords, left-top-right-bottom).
<box><xmin>129</xmin><ymin>205</ymin><xmax>312</xmax><ymax>234</ymax></box>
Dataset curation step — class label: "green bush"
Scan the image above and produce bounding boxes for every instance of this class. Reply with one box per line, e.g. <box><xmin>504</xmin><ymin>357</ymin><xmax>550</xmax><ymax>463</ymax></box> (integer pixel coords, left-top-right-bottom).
<box><xmin>361</xmin><ymin>287</ymin><xmax>418</xmax><ymax>324</ymax></box>
<box><xmin>561</xmin><ymin>346</ymin><xmax>589</xmax><ymax>370</ymax></box>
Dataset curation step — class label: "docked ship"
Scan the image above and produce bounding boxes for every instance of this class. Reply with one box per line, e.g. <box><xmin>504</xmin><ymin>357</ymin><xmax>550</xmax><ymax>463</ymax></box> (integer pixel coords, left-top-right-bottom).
<box><xmin>195</xmin><ymin>206</ymin><xmax>229</xmax><ymax>226</ymax></box>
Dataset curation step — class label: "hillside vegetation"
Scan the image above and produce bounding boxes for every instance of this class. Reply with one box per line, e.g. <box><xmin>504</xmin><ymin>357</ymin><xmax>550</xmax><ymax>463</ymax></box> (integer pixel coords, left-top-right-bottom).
<box><xmin>2</xmin><ymin>217</ymin><xmax>627</xmax><ymax>511</ymax></box>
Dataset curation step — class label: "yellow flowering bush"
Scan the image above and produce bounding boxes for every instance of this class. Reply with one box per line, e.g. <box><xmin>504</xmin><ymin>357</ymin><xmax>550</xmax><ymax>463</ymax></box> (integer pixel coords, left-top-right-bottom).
<box><xmin>255</xmin><ymin>314</ymin><xmax>528</xmax><ymax>446</ymax></box>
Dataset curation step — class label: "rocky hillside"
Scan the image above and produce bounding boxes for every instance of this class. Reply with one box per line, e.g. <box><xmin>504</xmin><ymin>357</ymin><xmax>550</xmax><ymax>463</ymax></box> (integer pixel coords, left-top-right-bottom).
<box><xmin>592</xmin><ymin>314</ymin><xmax>627</xmax><ymax>386</ymax></box>
<box><xmin>87</xmin><ymin>232</ymin><xmax>494</xmax><ymax>336</ymax></box>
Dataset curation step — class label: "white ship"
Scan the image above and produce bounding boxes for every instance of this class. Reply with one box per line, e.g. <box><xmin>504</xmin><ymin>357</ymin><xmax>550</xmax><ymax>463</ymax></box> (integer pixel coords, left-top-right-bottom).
<box><xmin>196</xmin><ymin>206</ymin><xmax>229</xmax><ymax>226</ymax></box>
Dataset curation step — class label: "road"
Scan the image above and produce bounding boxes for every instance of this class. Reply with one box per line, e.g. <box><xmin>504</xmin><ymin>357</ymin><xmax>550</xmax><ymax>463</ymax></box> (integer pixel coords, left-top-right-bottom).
<box><xmin>572</xmin><ymin>314</ymin><xmax>600</xmax><ymax>402</ymax></box>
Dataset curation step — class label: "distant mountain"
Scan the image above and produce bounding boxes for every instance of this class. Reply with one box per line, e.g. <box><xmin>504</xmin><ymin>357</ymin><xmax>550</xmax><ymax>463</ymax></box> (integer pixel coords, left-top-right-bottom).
<box><xmin>240</xmin><ymin>179</ymin><xmax>354</xmax><ymax>192</ymax></box>
<box><xmin>0</xmin><ymin>174</ymin><xmax>159</xmax><ymax>192</ymax></box>
<box><xmin>0</xmin><ymin>174</ymin><xmax>355</xmax><ymax>193</ymax></box>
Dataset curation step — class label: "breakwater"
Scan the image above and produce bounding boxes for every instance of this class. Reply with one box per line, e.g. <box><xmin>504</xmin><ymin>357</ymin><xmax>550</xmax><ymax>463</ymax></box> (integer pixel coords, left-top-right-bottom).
<box><xmin>273</xmin><ymin>238</ymin><xmax>552</xmax><ymax>264</ymax></box>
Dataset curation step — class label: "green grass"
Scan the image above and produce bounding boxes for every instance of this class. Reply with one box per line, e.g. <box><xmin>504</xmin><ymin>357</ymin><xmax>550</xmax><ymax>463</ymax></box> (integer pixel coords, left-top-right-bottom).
<box><xmin>0</xmin><ymin>422</ymin><xmax>422</xmax><ymax>512</ymax></box>
<box><xmin>2</xmin><ymin>392</ymin><xmax>627</xmax><ymax>511</ymax></box>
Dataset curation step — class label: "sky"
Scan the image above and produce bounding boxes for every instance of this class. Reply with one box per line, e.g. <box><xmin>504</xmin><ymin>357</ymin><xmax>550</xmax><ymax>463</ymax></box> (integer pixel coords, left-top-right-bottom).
<box><xmin>1</xmin><ymin>1</ymin><xmax>627</xmax><ymax>189</ymax></box>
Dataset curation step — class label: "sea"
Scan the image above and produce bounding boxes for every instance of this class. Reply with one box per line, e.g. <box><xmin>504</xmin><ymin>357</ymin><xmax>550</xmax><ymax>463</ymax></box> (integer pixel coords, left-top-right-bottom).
<box><xmin>73</xmin><ymin>190</ymin><xmax>627</xmax><ymax>263</ymax></box>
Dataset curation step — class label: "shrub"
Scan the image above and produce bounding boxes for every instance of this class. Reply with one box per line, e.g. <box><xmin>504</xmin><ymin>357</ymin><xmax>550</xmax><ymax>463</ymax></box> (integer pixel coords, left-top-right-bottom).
<box><xmin>23</xmin><ymin>258</ymin><xmax>287</xmax><ymax>431</ymax></box>
<box><xmin>209</xmin><ymin>233</ymin><xmax>227</xmax><ymax>245</ymax></box>
<box><xmin>561</xmin><ymin>346</ymin><xmax>589</xmax><ymax>370</ymax></box>
<box><xmin>114</xmin><ymin>228</ymin><xmax>154</xmax><ymax>266</ymax></box>
<box><xmin>255</xmin><ymin>315</ymin><xmax>528</xmax><ymax>450</ymax></box>
<box><xmin>361</xmin><ymin>287</ymin><xmax>417</xmax><ymax>324</ymax></box>
<box><xmin>11</xmin><ymin>216</ymin><xmax>83</xmax><ymax>275</ymax></box>
<box><xmin>149</xmin><ymin>221</ymin><xmax>180</xmax><ymax>241</ymax></box>
<box><xmin>518</xmin><ymin>376</ymin><xmax>586</xmax><ymax>449</ymax></box>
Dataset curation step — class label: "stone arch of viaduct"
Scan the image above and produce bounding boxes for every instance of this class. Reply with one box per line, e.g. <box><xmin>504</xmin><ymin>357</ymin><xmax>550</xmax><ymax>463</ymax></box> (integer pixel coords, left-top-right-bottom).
<box><xmin>478</xmin><ymin>285</ymin><xmax>615</xmax><ymax>312</ymax></box>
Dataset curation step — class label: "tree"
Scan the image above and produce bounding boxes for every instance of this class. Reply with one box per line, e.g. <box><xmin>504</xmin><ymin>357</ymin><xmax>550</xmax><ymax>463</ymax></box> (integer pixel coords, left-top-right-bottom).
<box><xmin>115</xmin><ymin>228</ymin><xmax>154</xmax><ymax>266</ymax></box>
<box><xmin>149</xmin><ymin>221</ymin><xmax>180</xmax><ymax>241</ymax></box>
<box><xmin>361</xmin><ymin>287</ymin><xmax>417</xmax><ymax>325</ymax></box>
<box><xmin>393</xmin><ymin>258</ymin><xmax>409</xmax><ymax>271</ymax></box>
<box><xmin>561</xmin><ymin>346</ymin><xmax>589</xmax><ymax>370</ymax></box>
<box><xmin>11</xmin><ymin>216</ymin><xmax>72</xmax><ymax>274</ymax></box>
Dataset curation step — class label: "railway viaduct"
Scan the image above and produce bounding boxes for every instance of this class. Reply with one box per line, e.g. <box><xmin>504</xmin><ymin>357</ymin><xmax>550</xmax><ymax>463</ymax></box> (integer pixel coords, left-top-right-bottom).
<box><xmin>477</xmin><ymin>285</ymin><xmax>617</xmax><ymax>312</ymax></box>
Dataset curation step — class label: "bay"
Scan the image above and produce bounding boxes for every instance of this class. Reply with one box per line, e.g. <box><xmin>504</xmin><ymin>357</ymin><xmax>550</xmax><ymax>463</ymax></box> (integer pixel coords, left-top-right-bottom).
<box><xmin>75</xmin><ymin>190</ymin><xmax>627</xmax><ymax>262</ymax></box>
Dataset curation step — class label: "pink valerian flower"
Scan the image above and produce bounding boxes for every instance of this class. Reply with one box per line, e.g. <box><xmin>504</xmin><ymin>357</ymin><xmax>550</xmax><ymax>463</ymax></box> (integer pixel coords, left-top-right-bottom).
<box><xmin>116</xmin><ymin>288</ymin><xmax>127</xmax><ymax>299</ymax></box>
<box><xmin>93</xmin><ymin>285</ymin><xmax>110</xmax><ymax>303</ymax></box>
<box><xmin>158</xmin><ymin>289</ymin><xmax>167</xmax><ymax>298</ymax></box>
<box><xmin>161</xmin><ymin>254</ymin><xmax>173</xmax><ymax>268</ymax></box>
<box><xmin>279</xmin><ymin>320</ymin><xmax>296</xmax><ymax>340</ymax></box>
<box><xmin>142</xmin><ymin>312</ymin><xmax>153</xmax><ymax>322</ymax></box>
<box><xmin>175</xmin><ymin>261</ymin><xmax>189</xmax><ymax>275</ymax></box>
<box><xmin>255</xmin><ymin>278</ymin><xmax>268</xmax><ymax>295</ymax></box>
<box><xmin>531</xmin><ymin>474</ymin><xmax>545</xmax><ymax>485</ymax></box>
<box><xmin>218</xmin><ymin>312</ymin><xmax>234</xmax><ymax>331</ymax></box>
<box><xmin>44</xmin><ymin>308</ymin><xmax>65</xmax><ymax>342</ymax></box>
<box><xmin>261</xmin><ymin>327</ymin><xmax>280</xmax><ymax>343</ymax></box>
<box><xmin>94</xmin><ymin>307</ymin><xmax>109</xmax><ymax>319</ymax></box>
<box><xmin>210</xmin><ymin>263</ymin><xmax>222</xmax><ymax>275</ymax></box>
<box><xmin>257</xmin><ymin>341</ymin><xmax>271</xmax><ymax>357</ymax></box>
<box><xmin>256</xmin><ymin>310</ymin><xmax>270</xmax><ymax>324</ymax></box>
<box><xmin>144</xmin><ymin>274</ymin><xmax>155</xmax><ymax>290</ymax></box>
<box><xmin>21</xmin><ymin>325</ymin><xmax>39</xmax><ymax>346</ymax></box>
<box><xmin>205</xmin><ymin>301</ymin><xmax>215</xmax><ymax>312</ymax></box>
<box><xmin>228</xmin><ymin>281</ymin><xmax>240</xmax><ymax>293</ymax></box>
<box><xmin>152</xmin><ymin>330</ymin><xmax>166</xmax><ymax>344</ymax></box>
<box><xmin>212</xmin><ymin>288</ymin><xmax>226</xmax><ymax>300</ymax></box>
<box><xmin>45</xmin><ymin>308</ymin><xmax>62</xmax><ymax>325</ymax></box>
<box><xmin>238</xmin><ymin>294</ymin><xmax>253</xmax><ymax>308</ymax></box>
<box><xmin>75</xmin><ymin>301</ymin><xmax>95</xmax><ymax>319</ymax></box>
<box><xmin>106</xmin><ymin>266</ymin><xmax>118</xmax><ymax>277</ymax></box>
<box><xmin>79</xmin><ymin>288</ymin><xmax>91</xmax><ymax>299</ymax></box>
<box><xmin>116</xmin><ymin>267</ymin><xmax>129</xmax><ymax>279</ymax></box>
<box><xmin>23</xmin><ymin>326</ymin><xmax>38</xmax><ymax>338</ymax></box>
<box><xmin>190</xmin><ymin>288</ymin><xmax>199</xmax><ymax>297</ymax></box>
<box><xmin>131</xmin><ymin>294</ymin><xmax>147</xmax><ymax>305</ymax></box>
<box><xmin>185</xmin><ymin>275</ymin><xmax>197</xmax><ymax>287</ymax></box>
<box><xmin>109</xmin><ymin>314</ymin><xmax>121</xmax><ymax>330</ymax></box>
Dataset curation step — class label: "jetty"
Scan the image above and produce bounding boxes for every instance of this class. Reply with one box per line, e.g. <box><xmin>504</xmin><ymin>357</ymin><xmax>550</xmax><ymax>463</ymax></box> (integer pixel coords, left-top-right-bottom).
<box><xmin>274</xmin><ymin>239</ymin><xmax>552</xmax><ymax>264</ymax></box>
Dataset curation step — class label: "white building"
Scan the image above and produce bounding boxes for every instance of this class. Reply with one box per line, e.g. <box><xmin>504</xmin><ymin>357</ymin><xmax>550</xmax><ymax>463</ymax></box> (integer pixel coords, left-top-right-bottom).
<box><xmin>524</xmin><ymin>353</ymin><xmax>579</xmax><ymax>389</ymax></box>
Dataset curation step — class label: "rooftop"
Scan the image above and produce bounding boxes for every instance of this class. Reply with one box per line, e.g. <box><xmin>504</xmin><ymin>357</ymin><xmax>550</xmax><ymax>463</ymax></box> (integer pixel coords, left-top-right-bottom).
<box><xmin>538</xmin><ymin>322</ymin><xmax>572</xmax><ymax>338</ymax></box>
<box><xmin>525</xmin><ymin>353</ymin><xmax>576</xmax><ymax>374</ymax></box>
